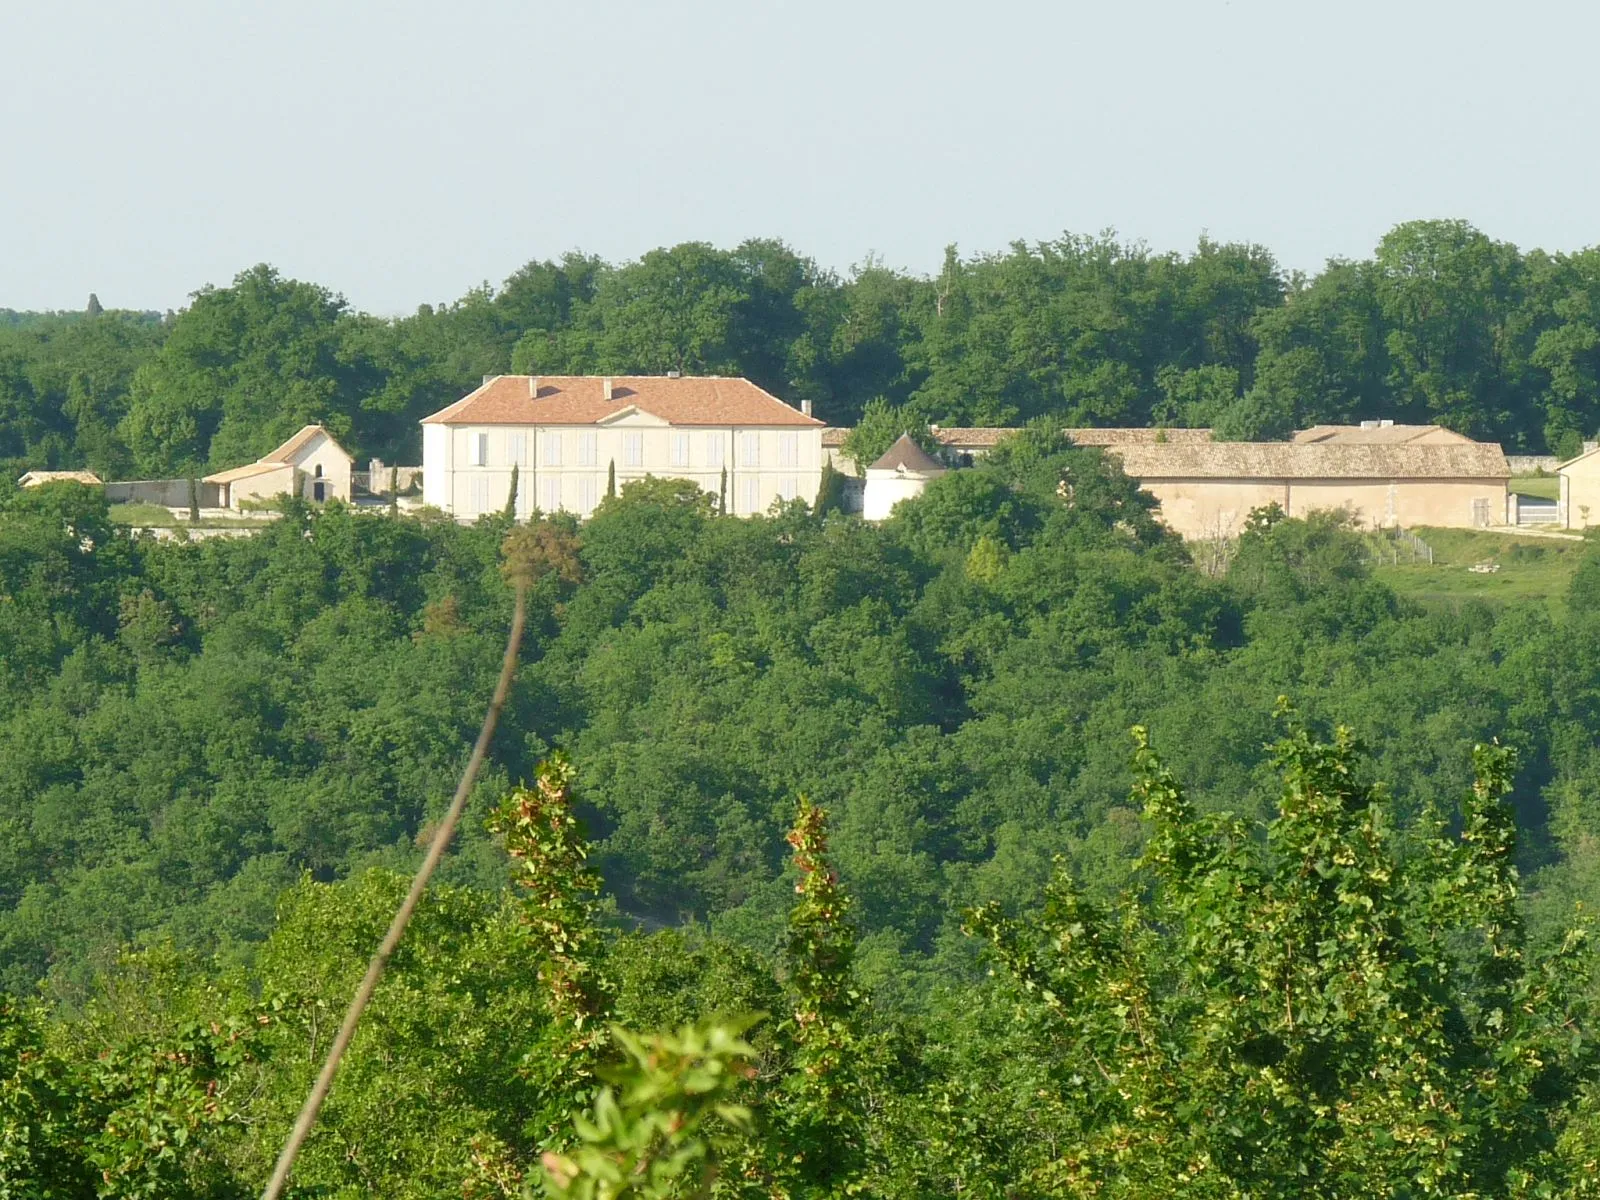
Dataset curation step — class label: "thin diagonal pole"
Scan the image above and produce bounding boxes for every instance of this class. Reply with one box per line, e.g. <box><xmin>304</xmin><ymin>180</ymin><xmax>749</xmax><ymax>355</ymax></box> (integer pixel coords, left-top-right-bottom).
<box><xmin>261</xmin><ymin>585</ymin><xmax>528</xmax><ymax>1200</ymax></box>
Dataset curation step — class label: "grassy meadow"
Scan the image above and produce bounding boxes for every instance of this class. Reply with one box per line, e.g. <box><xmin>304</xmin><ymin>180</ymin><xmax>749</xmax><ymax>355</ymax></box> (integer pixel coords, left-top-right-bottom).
<box><xmin>1372</xmin><ymin>525</ymin><xmax>1586</xmax><ymax>609</ymax></box>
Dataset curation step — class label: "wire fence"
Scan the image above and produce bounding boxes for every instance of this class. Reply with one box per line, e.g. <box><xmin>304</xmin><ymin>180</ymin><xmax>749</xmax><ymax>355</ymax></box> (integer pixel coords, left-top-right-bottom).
<box><xmin>1364</xmin><ymin>528</ymin><xmax>1433</xmax><ymax>566</ymax></box>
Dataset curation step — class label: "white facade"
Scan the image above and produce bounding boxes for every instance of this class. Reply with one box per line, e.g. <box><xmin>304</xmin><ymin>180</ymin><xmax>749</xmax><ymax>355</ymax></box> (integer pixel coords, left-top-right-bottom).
<box><xmin>421</xmin><ymin>378</ymin><xmax>824</xmax><ymax>521</ymax></box>
<box><xmin>863</xmin><ymin>468</ymin><xmax>938</xmax><ymax>521</ymax></box>
<box><xmin>205</xmin><ymin>425</ymin><xmax>355</xmax><ymax>509</ymax></box>
<box><xmin>276</xmin><ymin>429</ymin><xmax>353</xmax><ymax>503</ymax></box>
<box><xmin>861</xmin><ymin>434</ymin><xmax>947</xmax><ymax>521</ymax></box>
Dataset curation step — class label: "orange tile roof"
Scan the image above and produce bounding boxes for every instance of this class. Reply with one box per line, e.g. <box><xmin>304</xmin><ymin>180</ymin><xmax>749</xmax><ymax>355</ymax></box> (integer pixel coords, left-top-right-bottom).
<box><xmin>421</xmin><ymin>375</ymin><xmax>822</xmax><ymax>428</ymax></box>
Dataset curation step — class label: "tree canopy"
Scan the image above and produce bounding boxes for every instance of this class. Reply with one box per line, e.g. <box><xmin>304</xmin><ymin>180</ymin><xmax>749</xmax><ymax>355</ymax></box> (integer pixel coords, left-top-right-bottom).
<box><xmin>10</xmin><ymin>221</ymin><xmax>1600</xmax><ymax>489</ymax></box>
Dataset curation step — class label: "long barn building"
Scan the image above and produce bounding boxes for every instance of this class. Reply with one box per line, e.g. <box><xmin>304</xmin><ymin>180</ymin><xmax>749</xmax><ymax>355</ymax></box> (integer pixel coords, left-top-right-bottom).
<box><xmin>1107</xmin><ymin>440</ymin><xmax>1510</xmax><ymax>538</ymax></box>
<box><xmin>825</xmin><ymin>422</ymin><xmax>1512</xmax><ymax>535</ymax></box>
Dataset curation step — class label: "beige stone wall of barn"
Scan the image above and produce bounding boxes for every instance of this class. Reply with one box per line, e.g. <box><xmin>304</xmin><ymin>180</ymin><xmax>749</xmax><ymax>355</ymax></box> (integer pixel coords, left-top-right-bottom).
<box><xmin>1134</xmin><ymin>477</ymin><xmax>1508</xmax><ymax>539</ymax></box>
<box><xmin>1288</xmin><ymin>481</ymin><xmax>1399</xmax><ymax>525</ymax></box>
<box><xmin>1391</xmin><ymin>480</ymin><xmax>1507</xmax><ymax>528</ymax></box>
<box><xmin>1291</xmin><ymin>479</ymin><xmax>1506</xmax><ymax>529</ymax></box>
<box><xmin>1136</xmin><ymin>479</ymin><xmax>1290</xmax><ymax>538</ymax></box>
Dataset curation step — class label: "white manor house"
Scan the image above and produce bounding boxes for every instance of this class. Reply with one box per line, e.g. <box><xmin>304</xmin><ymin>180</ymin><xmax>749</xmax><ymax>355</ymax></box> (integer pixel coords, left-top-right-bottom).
<box><xmin>421</xmin><ymin>374</ymin><xmax>825</xmax><ymax>520</ymax></box>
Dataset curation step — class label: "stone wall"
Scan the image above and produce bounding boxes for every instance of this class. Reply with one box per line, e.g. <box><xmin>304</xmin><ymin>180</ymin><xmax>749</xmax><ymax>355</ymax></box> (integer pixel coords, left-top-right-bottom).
<box><xmin>1507</xmin><ymin>456</ymin><xmax>1560</xmax><ymax>474</ymax></box>
<box><xmin>364</xmin><ymin>460</ymin><xmax>424</xmax><ymax>495</ymax></box>
<box><xmin>104</xmin><ymin>479</ymin><xmax>222</xmax><ymax>507</ymax></box>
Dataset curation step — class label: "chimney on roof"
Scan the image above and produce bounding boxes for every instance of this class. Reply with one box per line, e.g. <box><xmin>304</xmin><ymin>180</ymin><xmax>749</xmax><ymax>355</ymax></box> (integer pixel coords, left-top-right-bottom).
<box><xmin>667</xmin><ymin>369</ymin><xmax>682</xmax><ymax>379</ymax></box>
<box><xmin>528</xmin><ymin>376</ymin><xmax>540</xmax><ymax>398</ymax></box>
<box><xmin>1380</xmin><ymin>419</ymin><xmax>1394</xmax><ymax>427</ymax></box>
<box><xmin>1360</xmin><ymin>419</ymin><xmax>1380</xmax><ymax>429</ymax></box>
<box><xmin>800</xmin><ymin>399</ymin><xmax>812</xmax><ymax>416</ymax></box>
<box><xmin>482</xmin><ymin>374</ymin><xmax>494</xmax><ymax>387</ymax></box>
<box><xmin>602</xmin><ymin>377</ymin><xmax>614</xmax><ymax>401</ymax></box>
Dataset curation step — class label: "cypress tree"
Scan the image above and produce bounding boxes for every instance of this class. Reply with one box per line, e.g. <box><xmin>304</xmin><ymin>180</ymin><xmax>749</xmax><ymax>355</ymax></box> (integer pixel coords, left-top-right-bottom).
<box><xmin>719</xmin><ymin>465</ymin><xmax>728</xmax><ymax>515</ymax></box>
<box><xmin>607</xmin><ymin>459</ymin><xmax>616</xmax><ymax>499</ymax></box>
<box><xmin>504</xmin><ymin>463</ymin><xmax>519</xmax><ymax>521</ymax></box>
<box><xmin>814</xmin><ymin>461</ymin><xmax>839</xmax><ymax>515</ymax></box>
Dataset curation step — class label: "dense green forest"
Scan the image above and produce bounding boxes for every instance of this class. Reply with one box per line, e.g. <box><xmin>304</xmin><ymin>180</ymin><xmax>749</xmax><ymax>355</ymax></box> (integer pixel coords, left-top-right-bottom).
<box><xmin>10</xmin><ymin>219</ymin><xmax>1600</xmax><ymax>485</ymax></box>
<box><xmin>5</xmin><ymin>423</ymin><xmax>1600</xmax><ymax>1193</ymax></box>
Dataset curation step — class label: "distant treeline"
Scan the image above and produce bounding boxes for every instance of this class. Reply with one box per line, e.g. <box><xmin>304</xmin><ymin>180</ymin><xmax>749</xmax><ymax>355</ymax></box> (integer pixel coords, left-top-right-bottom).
<box><xmin>6</xmin><ymin>220</ymin><xmax>1600</xmax><ymax>481</ymax></box>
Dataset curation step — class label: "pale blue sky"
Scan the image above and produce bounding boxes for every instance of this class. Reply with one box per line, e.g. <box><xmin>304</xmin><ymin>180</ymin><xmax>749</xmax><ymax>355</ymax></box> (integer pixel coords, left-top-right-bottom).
<box><xmin>4</xmin><ymin>0</ymin><xmax>1596</xmax><ymax>314</ymax></box>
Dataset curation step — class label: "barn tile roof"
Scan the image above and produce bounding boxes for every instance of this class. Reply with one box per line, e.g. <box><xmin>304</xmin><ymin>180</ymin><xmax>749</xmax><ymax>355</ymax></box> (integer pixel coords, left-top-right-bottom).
<box><xmin>928</xmin><ymin>425</ymin><xmax>1209</xmax><ymax>448</ymax></box>
<box><xmin>420</xmin><ymin>375</ymin><xmax>822</xmax><ymax>428</ymax></box>
<box><xmin>931</xmin><ymin>427</ymin><xmax>1016</xmax><ymax>448</ymax></box>
<box><xmin>826</xmin><ymin>426</ymin><xmax>1014</xmax><ymax>451</ymax></box>
<box><xmin>1292</xmin><ymin>423</ymin><xmax>1472</xmax><ymax>445</ymax></box>
<box><xmin>1063</xmin><ymin>427</ymin><xmax>1215</xmax><ymax>446</ymax></box>
<box><xmin>928</xmin><ymin>426</ymin><xmax>1215</xmax><ymax>449</ymax></box>
<box><xmin>1110</xmin><ymin>441</ymin><xmax>1510</xmax><ymax>480</ymax></box>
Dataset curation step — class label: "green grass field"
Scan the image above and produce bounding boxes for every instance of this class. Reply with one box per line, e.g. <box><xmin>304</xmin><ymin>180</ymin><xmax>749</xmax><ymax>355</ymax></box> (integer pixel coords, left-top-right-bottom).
<box><xmin>1510</xmin><ymin>473</ymin><xmax>1560</xmax><ymax>500</ymax></box>
<box><xmin>108</xmin><ymin>503</ymin><xmax>268</xmax><ymax>529</ymax></box>
<box><xmin>1372</xmin><ymin>526</ymin><xmax>1586</xmax><ymax>609</ymax></box>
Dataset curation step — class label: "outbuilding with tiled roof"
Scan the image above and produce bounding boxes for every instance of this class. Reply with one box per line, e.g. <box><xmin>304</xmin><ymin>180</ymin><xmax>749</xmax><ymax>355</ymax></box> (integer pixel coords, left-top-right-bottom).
<box><xmin>1107</xmin><ymin>439</ymin><xmax>1510</xmax><ymax>538</ymax></box>
<box><xmin>17</xmin><ymin>470</ymin><xmax>104</xmax><ymax>488</ymax></box>
<box><xmin>863</xmin><ymin>434</ymin><xmax>947</xmax><ymax>521</ymax></box>
<box><xmin>204</xmin><ymin>424</ymin><xmax>354</xmax><ymax>509</ymax></box>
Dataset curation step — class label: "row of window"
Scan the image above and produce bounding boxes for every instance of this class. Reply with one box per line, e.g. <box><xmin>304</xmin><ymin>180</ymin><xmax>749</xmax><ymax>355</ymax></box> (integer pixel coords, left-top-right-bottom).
<box><xmin>465</xmin><ymin>430</ymin><xmax>803</xmax><ymax>470</ymax></box>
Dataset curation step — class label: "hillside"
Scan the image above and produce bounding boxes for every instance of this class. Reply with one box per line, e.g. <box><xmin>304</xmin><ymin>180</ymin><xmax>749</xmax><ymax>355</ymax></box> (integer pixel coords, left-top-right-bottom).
<box><xmin>7</xmin><ymin>430</ymin><xmax>1600</xmax><ymax>1192</ymax></box>
<box><xmin>4</xmin><ymin>431</ymin><xmax>1600</xmax><ymax>992</ymax></box>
